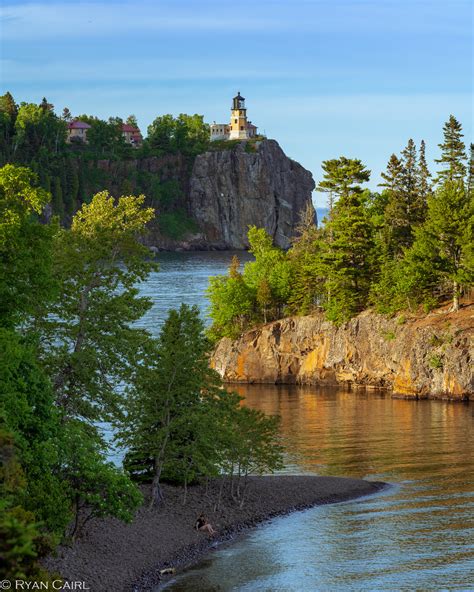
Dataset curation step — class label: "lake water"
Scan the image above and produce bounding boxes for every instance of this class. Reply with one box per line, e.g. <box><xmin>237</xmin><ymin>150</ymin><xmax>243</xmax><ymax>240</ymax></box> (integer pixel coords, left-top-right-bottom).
<box><xmin>138</xmin><ymin>252</ymin><xmax>473</xmax><ymax>591</ymax></box>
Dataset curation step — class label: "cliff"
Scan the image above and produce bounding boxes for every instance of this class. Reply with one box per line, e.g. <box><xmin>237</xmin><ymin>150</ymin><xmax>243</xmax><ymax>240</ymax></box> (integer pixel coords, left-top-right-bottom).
<box><xmin>87</xmin><ymin>139</ymin><xmax>315</xmax><ymax>250</ymax></box>
<box><xmin>188</xmin><ymin>140</ymin><xmax>315</xmax><ymax>249</ymax></box>
<box><xmin>212</xmin><ymin>305</ymin><xmax>474</xmax><ymax>401</ymax></box>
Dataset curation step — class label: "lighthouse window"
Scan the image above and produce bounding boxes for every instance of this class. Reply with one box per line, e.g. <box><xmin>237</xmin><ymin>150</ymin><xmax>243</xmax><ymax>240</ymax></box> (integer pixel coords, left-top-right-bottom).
<box><xmin>240</xmin><ymin>125</ymin><xmax>244</xmax><ymax>130</ymax></box>
<box><xmin>234</xmin><ymin>119</ymin><xmax>237</xmax><ymax>124</ymax></box>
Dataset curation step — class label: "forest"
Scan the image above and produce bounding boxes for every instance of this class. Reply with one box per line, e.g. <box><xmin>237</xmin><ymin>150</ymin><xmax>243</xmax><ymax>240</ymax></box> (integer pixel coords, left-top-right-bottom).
<box><xmin>208</xmin><ymin>116</ymin><xmax>473</xmax><ymax>335</ymax></box>
<box><xmin>0</xmin><ymin>92</ymin><xmax>210</xmax><ymax>238</ymax></box>
<box><xmin>0</xmin><ymin>93</ymin><xmax>472</xmax><ymax>581</ymax></box>
<box><xmin>0</xmin><ymin>168</ymin><xmax>281</xmax><ymax>581</ymax></box>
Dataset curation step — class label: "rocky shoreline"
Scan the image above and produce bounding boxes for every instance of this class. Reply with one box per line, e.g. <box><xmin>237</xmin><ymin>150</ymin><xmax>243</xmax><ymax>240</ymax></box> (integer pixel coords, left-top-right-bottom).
<box><xmin>45</xmin><ymin>476</ymin><xmax>386</xmax><ymax>592</ymax></box>
<box><xmin>212</xmin><ymin>304</ymin><xmax>473</xmax><ymax>401</ymax></box>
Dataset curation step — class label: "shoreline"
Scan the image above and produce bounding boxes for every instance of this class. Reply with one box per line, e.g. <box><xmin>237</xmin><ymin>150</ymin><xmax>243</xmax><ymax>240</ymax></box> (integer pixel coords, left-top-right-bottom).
<box><xmin>45</xmin><ymin>476</ymin><xmax>387</xmax><ymax>592</ymax></box>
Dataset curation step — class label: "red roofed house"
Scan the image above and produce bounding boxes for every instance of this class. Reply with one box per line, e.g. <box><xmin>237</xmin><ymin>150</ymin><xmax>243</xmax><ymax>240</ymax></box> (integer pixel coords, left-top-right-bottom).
<box><xmin>122</xmin><ymin>124</ymin><xmax>143</xmax><ymax>147</ymax></box>
<box><xmin>67</xmin><ymin>120</ymin><xmax>91</xmax><ymax>144</ymax></box>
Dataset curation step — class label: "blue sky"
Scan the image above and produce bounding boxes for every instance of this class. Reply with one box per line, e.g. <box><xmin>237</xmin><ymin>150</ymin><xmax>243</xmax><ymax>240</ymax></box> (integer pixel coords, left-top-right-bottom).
<box><xmin>1</xmin><ymin>0</ymin><xmax>472</xmax><ymax>206</ymax></box>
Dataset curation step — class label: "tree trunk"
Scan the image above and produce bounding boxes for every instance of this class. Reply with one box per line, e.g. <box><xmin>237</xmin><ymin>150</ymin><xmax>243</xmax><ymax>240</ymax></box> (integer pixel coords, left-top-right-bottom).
<box><xmin>150</xmin><ymin>463</ymin><xmax>164</xmax><ymax>508</ymax></box>
<box><xmin>450</xmin><ymin>280</ymin><xmax>460</xmax><ymax>312</ymax></box>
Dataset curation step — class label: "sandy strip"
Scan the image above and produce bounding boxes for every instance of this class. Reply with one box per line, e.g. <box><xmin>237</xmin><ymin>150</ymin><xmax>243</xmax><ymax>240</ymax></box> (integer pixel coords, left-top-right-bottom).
<box><xmin>45</xmin><ymin>476</ymin><xmax>386</xmax><ymax>592</ymax></box>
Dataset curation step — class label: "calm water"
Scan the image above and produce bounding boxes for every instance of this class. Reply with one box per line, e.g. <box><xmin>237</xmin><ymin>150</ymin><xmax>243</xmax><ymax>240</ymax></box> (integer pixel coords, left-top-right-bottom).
<box><xmin>133</xmin><ymin>252</ymin><xmax>473</xmax><ymax>591</ymax></box>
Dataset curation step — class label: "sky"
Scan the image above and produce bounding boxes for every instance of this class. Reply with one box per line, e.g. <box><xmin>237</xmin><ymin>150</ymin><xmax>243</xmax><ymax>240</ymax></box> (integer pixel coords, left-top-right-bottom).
<box><xmin>1</xmin><ymin>0</ymin><xmax>472</xmax><ymax>206</ymax></box>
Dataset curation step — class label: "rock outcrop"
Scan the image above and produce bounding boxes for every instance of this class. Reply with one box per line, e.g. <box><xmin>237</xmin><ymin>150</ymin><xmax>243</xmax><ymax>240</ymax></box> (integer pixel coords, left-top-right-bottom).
<box><xmin>76</xmin><ymin>140</ymin><xmax>314</xmax><ymax>250</ymax></box>
<box><xmin>188</xmin><ymin>140</ymin><xmax>315</xmax><ymax>249</ymax></box>
<box><xmin>212</xmin><ymin>305</ymin><xmax>474</xmax><ymax>400</ymax></box>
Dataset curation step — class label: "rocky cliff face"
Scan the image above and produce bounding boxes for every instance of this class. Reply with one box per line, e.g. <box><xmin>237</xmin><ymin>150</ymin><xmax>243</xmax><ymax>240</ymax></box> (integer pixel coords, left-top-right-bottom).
<box><xmin>212</xmin><ymin>305</ymin><xmax>473</xmax><ymax>400</ymax></box>
<box><xmin>78</xmin><ymin>140</ymin><xmax>314</xmax><ymax>250</ymax></box>
<box><xmin>188</xmin><ymin>140</ymin><xmax>315</xmax><ymax>249</ymax></box>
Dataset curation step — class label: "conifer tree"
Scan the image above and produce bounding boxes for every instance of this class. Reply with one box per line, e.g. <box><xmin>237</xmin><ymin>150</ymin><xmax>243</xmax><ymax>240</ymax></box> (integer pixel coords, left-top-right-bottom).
<box><xmin>400</xmin><ymin>180</ymin><xmax>473</xmax><ymax>311</ymax></box>
<box><xmin>121</xmin><ymin>305</ymin><xmax>225</xmax><ymax>506</ymax></box>
<box><xmin>379</xmin><ymin>154</ymin><xmax>404</xmax><ymax>192</ymax></box>
<box><xmin>417</xmin><ymin>139</ymin><xmax>432</xmax><ymax>202</ymax></box>
<box><xmin>318</xmin><ymin>158</ymin><xmax>374</xmax><ymax>322</ymax></box>
<box><xmin>435</xmin><ymin>115</ymin><xmax>467</xmax><ymax>184</ymax></box>
<box><xmin>467</xmin><ymin>143</ymin><xmax>474</xmax><ymax>197</ymax></box>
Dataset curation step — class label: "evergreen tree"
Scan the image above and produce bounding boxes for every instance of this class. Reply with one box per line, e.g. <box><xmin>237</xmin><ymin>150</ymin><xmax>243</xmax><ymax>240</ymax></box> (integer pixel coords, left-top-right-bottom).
<box><xmin>287</xmin><ymin>203</ymin><xmax>324</xmax><ymax>314</ymax></box>
<box><xmin>380</xmin><ymin>141</ymin><xmax>425</xmax><ymax>256</ymax></box>
<box><xmin>435</xmin><ymin>115</ymin><xmax>467</xmax><ymax>184</ymax></box>
<box><xmin>408</xmin><ymin>180</ymin><xmax>473</xmax><ymax>311</ymax></box>
<box><xmin>318</xmin><ymin>159</ymin><xmax>374</xmax><ymax>322</ymax></box>
<box><xmin>120</xmin><ymin>305</ymin><xmax>225</xmax><ymax>506</ymax></box>
<box><xmin>467</xmin><ymin>143</ymin><xmax>474</xmax><ymax>197</ymax></box>
<box><xmin>379</xmin><ymin>154</ymin><xmax>404</xmax><ymax>192</ymax></box>
<box><xmin>317</xmin><ymin>156</ymin><xmax>370</xmax><ymax>216</ymax></box>
<box><xmin>417</xmin><ymin>139</ymin><xmax>432</xmax><ymax>202</ymax></box>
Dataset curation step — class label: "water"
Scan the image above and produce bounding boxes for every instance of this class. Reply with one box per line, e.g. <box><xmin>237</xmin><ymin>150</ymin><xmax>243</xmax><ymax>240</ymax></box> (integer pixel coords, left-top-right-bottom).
<box><xmin>137</xmin><ymin>253</ymin><xmax>474</xmax><ymax>591</ymax></box>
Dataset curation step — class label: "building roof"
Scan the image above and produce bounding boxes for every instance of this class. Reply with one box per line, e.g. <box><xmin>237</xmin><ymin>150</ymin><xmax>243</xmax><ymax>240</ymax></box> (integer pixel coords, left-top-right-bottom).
<box><xmin>68</xmin><ymin>120</ymin><xmax>91</xmax><ymax>130</ymax></box>
<box><xmin>122</xmin><ymin>124</ymin><xmax>141</xmax><ymax>133</ymax></box>
<box><xmin>233</xmin><ymin>91</ymin><xmax>245</xmax><ymax>101</ymax></box>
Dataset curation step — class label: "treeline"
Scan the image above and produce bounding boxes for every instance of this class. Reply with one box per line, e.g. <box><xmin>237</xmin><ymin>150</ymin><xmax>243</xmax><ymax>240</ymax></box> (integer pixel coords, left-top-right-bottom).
<box><xmin>0</xmin><ymin>92</ymin><xmax>210</xmax><ymax>229</ymax></box>
<box><xmin>0</xmin><ymin>167</ymin><xmax>282</xmax><ymax>580</ymax></box>
<box><xmin>208</xmin><ymin>116</ymin><xmax>473</xmax><ymax>337</ymax></box>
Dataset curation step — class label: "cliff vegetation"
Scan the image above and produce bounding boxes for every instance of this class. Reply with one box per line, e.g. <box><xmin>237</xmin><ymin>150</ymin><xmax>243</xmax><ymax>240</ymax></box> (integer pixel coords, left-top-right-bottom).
<box><xmin>0</xmin><ymin>92</ymin><xmax>314</xmax><ymax>249</ymax></box>
<box><xmin>208</xmin><ymin>116</ymin><xmax>473</xmax><ymax>398</ymax></box>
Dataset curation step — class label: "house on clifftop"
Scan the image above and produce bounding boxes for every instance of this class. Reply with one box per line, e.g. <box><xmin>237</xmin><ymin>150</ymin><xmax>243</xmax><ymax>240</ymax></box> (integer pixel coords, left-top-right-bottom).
<box><xmin>66</xmin><ymin>120</ymin><xmax>91</xmax><ymax>143</ymax></box>
<box><xmin>210</xmin><ymin>92</ymin><xmax>258</xmax><ymax>141</ymax></box>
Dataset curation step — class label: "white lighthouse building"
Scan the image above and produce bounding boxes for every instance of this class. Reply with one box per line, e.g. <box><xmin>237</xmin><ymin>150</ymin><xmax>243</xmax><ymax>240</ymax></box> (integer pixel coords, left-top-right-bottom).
<box><xmin>210</xmin><ymin>92</ymin><xmax>258</xmax><ymax>141</ymax></box>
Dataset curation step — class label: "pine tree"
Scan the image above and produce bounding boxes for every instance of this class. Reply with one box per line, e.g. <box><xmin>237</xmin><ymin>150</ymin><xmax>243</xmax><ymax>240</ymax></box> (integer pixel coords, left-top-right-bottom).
<box><xmin>318</xmin><ymin>159</ymin><xmax>374</xmax><ymax>323</ymax></box>
<box><xmin>435</xmin><ymin>115</ymin><xmax>467</xmax><ymax>184</ymax></box>
<box><xmin>120</xmin><ymin>305</ymin><xmax>225</xmax><ymax>506</ymax></box>
<box><xmin>467</xmin><ymin>143</ymin><xmax>474</xmax><ymax>197</ymax></box>
<box><xmin>379</xmin><ymin>154</ymin><xmax>404</xmax><ymax>192</ymax></box>
<box><xmin>417</xmin><ymin>139</ymin><xmax>432</xmax><ymax>203</ymax></box>
<box><xmin>401</xmin><ymin>180</ymin><xmax>473</xmax><ymax>311</ymax></box>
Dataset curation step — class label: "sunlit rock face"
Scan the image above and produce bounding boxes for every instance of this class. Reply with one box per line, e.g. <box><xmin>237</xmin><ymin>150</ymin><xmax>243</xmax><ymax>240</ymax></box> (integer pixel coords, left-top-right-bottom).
<box><xmin>188</xmin><ymin>139</ymin><xmax>315</xmax><ymax>250</ymax></box>
<box><xmin>211</xmin><ymin>306</ymin><xmax>474</xmax><ymax>401</ymax></box>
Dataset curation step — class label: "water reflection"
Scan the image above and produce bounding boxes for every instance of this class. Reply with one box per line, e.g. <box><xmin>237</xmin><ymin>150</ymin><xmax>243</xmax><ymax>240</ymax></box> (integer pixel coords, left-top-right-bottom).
<box><xmin>163</xmin><ymin>385</ymin><xmax>474</xmax><ymax>591</ymax></box>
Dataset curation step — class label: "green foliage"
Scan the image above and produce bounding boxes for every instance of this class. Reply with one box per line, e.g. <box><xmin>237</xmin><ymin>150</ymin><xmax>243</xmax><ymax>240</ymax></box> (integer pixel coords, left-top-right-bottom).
<box><xmin>0</xmin><ymin>165</ymin><xmax>57</xmax><ymax>328</ymax></box>
<box><xmin>119</xmin><ymin>304</ymin><xmax>283</xmax><ymax>507</ymax></box>
<box><xmin>435</xmin><ymin>115</ymin><xmax>467</xmax><ymax>184</ymax></box>
<box><xmin>208</xmin><ymin>256</ymin><xmax>256</xmax><ymax>340</ymax></box>
<box><xmin>159</xmin><ymin>208</ymin><xmax>198</xmax><ymax>239</ymax></box>
<box><xmin>318</xmin><ymin>160</ymin><xmax>375</xmax><ymax>323</ymax></box>
<box><xmin>146</xmin><ymin>113</ymin><xmax>210</xmax><ymax>157</ymax></box>
<box><xmin>208</xmin><ymin>228</ymin><xmax>294</xmax><ymax>339</ymax></box>
<box><xmin>38</xmin><ymin>191</ymin><xmax>157</xmax><ymax>424</ymax></box>
<box><xmin>0</xmin><ymin>172</ymin><xmax>159</xmax><ymax>576</ymax></box>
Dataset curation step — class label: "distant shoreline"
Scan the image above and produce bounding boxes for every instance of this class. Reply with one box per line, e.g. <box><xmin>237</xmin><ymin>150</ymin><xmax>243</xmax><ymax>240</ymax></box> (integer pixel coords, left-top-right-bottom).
<box><xmin>45</xmin><ymin>475</ymin><xmax>387</xmax><ymax>592</ymax></box>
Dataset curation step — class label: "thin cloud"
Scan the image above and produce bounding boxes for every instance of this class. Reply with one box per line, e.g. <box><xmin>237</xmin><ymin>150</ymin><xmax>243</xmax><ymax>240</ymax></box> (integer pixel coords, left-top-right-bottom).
<box><xmin>0</xmin><ymin>0</ymin><xmax>468</xmax><ymax>41</ymax></box>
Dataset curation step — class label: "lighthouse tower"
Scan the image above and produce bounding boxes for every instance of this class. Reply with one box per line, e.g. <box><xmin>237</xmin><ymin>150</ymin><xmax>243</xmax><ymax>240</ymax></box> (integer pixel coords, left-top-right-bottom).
<box><xmin>209</xmin><ymin>92</ymin><xmax>258</xmax><ymax>141</ymax></box>
<box><xmin>229</xmin><ymin>92</ymin><xmax>250</xmax><ymax>140</ymax></box>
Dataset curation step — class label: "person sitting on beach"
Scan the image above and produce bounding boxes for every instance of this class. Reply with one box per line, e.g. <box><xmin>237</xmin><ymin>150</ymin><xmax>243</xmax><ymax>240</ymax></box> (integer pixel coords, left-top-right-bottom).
<box><xmin>194</xmin><ymin>513</ymin><xmax>216</xmax><ymax>536</ymax></box>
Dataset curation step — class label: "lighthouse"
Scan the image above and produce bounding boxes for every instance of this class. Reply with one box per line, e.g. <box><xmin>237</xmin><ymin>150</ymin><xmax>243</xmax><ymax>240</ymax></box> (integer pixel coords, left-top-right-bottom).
<box><xmin>229</xmin><ymin>92</ymin><xmax>249</xmax><ymax>140</ymax></box>
<box><xmin>210</xmin><ymin>92</ymin><xmax>258</xmax><ymax>141</ymax></box>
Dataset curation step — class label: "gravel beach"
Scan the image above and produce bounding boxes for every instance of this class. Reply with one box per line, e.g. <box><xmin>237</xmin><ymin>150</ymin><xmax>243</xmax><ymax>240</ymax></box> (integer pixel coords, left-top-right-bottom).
<box><xmin>45</xmin><ymin>475</ymin><xmax>386</xmax><ymax>592</ymax></box>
